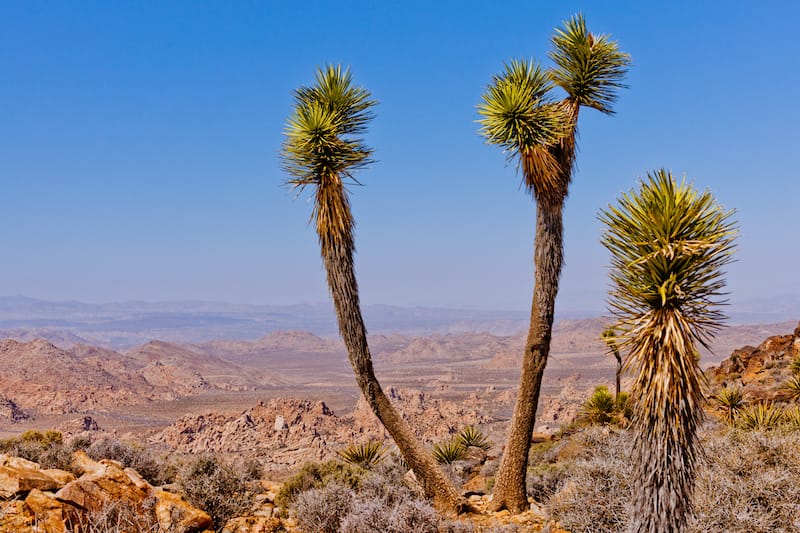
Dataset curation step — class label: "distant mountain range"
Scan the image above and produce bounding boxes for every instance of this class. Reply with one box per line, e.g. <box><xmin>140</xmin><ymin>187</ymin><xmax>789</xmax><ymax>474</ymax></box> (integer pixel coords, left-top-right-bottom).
<box><xmin>0</xmin><ymin>295</ymin><xmax>798</xmax><ymax>350</ymax></box>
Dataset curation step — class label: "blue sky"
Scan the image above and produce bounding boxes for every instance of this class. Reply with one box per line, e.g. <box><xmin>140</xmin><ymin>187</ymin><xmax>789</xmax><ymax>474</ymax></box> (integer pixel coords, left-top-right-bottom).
<box><xmin>1</xmin><ymin>1</ymin><xmax>798</xmax><ymax>313</ymax></box>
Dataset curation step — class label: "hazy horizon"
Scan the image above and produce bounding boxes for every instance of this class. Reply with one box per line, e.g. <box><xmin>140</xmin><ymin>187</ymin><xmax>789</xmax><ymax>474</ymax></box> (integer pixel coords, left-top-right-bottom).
<box><xmin>2</xmin><ymin>2</ymin><xmax>798</xmax><ymax>311</ymax></box>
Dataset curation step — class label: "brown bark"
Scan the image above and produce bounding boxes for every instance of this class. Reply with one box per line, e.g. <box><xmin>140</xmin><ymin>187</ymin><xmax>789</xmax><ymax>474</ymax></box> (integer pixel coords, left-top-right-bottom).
<box><xmin>491</xmin><ymin>102</ymin><xmax>578</xmax><ymax>513</ymax></box>
<box><xmin>318</xmin><ymin>183</ymin><xmax>466</xmax><ymax>513</ymax></box>
<box><xmin>489</xmin><ymin>197</ymin><xmax>564</xmax><ymax>512</ymax></box>
<box><xmin>613</xmin><ymin>349</ymin><xmax>622</xmax><ymax>397</ymax></box>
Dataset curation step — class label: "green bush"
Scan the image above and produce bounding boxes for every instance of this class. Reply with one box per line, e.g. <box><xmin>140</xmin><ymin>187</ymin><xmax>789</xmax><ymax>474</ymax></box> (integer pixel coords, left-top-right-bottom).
<box><xmin>274</xmin><ymin>460</ymin><xmax>365</xmax><ymax>509</ymax></box>
<box><xmin>0</xmin><ymin>430</ymin><xmax>72</xmax><ymax>470</ymax></box>
<box><xmin>87</xmin><ymin>439</ymin><xmax>174</xmax><ymax>486</ymax></box>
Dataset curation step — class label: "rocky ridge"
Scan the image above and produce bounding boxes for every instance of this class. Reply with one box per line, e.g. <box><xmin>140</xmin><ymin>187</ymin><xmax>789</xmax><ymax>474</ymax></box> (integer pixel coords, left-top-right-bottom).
<box><xmin>154</xmin><ymin>390</ymin><xmax>507</xmax><ymax>476</ymax></box>
<box><xmin>709</xmin><ymin>320</ymin><xmax>800</xmax><ymax>401</ymax></box>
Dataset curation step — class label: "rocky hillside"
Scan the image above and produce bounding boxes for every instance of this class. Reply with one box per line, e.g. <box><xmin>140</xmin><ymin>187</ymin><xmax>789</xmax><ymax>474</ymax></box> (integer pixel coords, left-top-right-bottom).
<box><xmin>708</xmin><ymin>320</ymin><xmax>800</xmax><ymax>401</ymax></box>
<box><xmin>154</xmin><ymin>390</ymin><xmax>507</xmax><ymax>475</ymax></box>
<box><xmin>0</xmin><ymin>339</ymin><xmax>278</xmax><ymax>417</ymax></box>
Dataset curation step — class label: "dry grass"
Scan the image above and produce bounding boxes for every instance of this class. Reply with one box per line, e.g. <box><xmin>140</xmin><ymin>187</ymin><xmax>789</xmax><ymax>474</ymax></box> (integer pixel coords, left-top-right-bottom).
<box><xmin>539</xmin><ymin>426</ymin><xmax>800</xmax><ymax>533</ymax></box>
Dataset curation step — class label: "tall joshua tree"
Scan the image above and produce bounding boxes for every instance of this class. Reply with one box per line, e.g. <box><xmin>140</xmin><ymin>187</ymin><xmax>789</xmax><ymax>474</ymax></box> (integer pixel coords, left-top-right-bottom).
<box><xmin>599</xmin><ymin>170</ymin><xmax>736</xmax><ymax>532</ymax></box>
<box><xmin>478</xmin><ymin>14</ymin><xmax>630</xmax><ymax>512</ymax></box>
<box><xmin>281</xmin><ymin>65</ymin><xmax>464</xmax><ymax>511</ymax></box>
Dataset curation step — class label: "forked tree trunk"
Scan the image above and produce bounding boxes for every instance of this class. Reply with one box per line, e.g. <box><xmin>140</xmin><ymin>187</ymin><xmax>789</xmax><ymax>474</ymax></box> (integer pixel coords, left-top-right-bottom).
<box><xmin>490</xmin><ymin>197</ymin><xmax>564</xmax><ymax>513</ymax></box>
<box><xmin>319</xmin><ymin>203</ymin><xmax>465</xmax><ymax>512</ymax></box>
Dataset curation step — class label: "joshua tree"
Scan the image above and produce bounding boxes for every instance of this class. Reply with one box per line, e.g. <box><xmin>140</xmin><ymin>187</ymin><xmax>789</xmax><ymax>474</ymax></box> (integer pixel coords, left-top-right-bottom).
<box><xmin>478</xmin><ymin>14</ymin><xmax>630</xmax><ymax>512</ymax></box>
<box><xmin>599</xmin><ymin>169</ymin><xmax>736</xmax><ymax>532</ymax></box>
<box><xmin>281</xmin><ymin>65</ymin><xmax>464</xmax><ymax>511</ymax></box>
<box><xmin>602</xmin><ymin>327</ymin><xmax>623</xmax><ymax>397</ymax></box>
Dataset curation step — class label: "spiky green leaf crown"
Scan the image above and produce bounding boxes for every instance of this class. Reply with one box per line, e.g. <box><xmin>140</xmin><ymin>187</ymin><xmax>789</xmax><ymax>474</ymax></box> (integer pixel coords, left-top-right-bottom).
<box><xmin>281</xmin><ymin>65</ymin><xmax>377</xmax><ymax>189</ymax></box>
<box><xmin>549</xmin><ymin>13</ymin><xmax>631</xmax><ymax>114</ymax></box>
<box><xmin>600</xmin><ymin>169</ymin><xmax>737</xmax><ymax>345</ymax></box>
<box><xmin>477</xmin><ymin>59</ymin><xmax>568</xmax><ymax>154</ymax></box>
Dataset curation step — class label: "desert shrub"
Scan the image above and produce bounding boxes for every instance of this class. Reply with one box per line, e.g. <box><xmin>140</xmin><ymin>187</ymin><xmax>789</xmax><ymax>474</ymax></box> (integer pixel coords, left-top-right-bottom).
<box><xmin>336</xmin><ymin>496</ymin><xmax>387</xmax><ymax>532</ymax></box>
<box><xmin>358</xmin><ymin>460</ymin><xmax>417</xmax><ymax>505</ymax></box>
<box><xmin>432</xmin><ymin>439</ymin><xmax>467</xmax><ymax>464</ymax></box>
<box><xmin>0</xmin><ymin>430</ymin><xmax>72</xmax><ymax>470</ymax></box>
<box><xmin>736</xmin><ymin>402</ymin><xmax>785</xmax><ymax>430</ymax></box>
<box><xmin>526</xmin><ymin>462</ymin><xmax>570</xmax><ymax>502</ymax></box>
<box><xmin>275</xmin><ymin>459</ymin><xmax>365</xmax><ymax>508</ymax></box>
<box><xmin>385</xmin><ymin>499</ymin><xmax>441</xmax><ymax>532</ymax></box>
<box><xmin>543</xmin><ymin>427</ymin><xmax>631</xmax><ymax>532</ymax></box>
<box><xmin>457</xmin><ymin>426</ymin><xmax>491</xmax><ymax>451</ymax></box>
<box><xmin>691</xmin><ymin>429</ymin><xmax>800</xmax><ymax>532</ymax></box>
<box><xmin>790</xmin><ymin>356</ymin><xmax>800</xmax><ymax>376</ymax></box>
<box><xmin>336</xmin><ymin>441</ymin><xmax>385</xmax><ymax>469</ymax></box>
<box><xmin>66</xmin><ymin>498</ymin><xmax>160</xmax><ymax>533</ymax></box>
<box><xmin>241</xmin><ymin>457</ymin><xmax>263</xmax><ymax>480</ymax></box>
<box><xmin>87</xmin><ymin>438</ymin><xmax>173</xmax><ymax>485</ymax></box>
<box><xmin>294</xmin><ymin>482</ymin><xmax>356</xmax><ymax>533</ymax></box>
<box><xmin>178</xmin><ymin>454</ymin><xmax>254</xmax><ymax>530</ymax></box>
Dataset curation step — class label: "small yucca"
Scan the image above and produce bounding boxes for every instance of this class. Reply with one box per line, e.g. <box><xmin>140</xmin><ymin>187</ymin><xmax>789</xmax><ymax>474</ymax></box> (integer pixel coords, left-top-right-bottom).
<box><xmin>432</xmin><ymin>440</ymin><xmax>467</xmax><ymax>465</ymax></box>
<box><xmin>457</xmin><ymin>426</ymin><xmax>492</xmax><ymax>451</ymax></box>
<box><xmin>336</xmin><ymin>441</ymin><xmax>386</xmax><ymax>469</ymax></box>
<box><xmin>737</xmin><ymin>402</ymin><xmax>785</xmax><ymax>431</ymax></box>
<box><xmin>581</xmin><ymin>386</ymin><xmax>617</xmax><ymax>425</ymax></box>
<box><xmin>789</xmin><ymin>356</ymin><xmax>800</xmax><ymax>376</ymax></box>
<box><xmin>711</xmin><ymin>385</ymin><xmax>745</xmax><ymax>425</ymax></box>
<box><xmin>783</xmin><ymin>375</ymin><xmax>800</xmax><ymax>402</ymax></box>
<box><xmin>783</xmin><ymin>406</ymin><xmax>800</xmax><ymax>431</ymax></box>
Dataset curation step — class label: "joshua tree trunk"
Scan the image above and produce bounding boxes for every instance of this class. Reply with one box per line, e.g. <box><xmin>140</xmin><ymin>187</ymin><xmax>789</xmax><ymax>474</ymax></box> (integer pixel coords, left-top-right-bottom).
<box><xmin>491</xmin><ymin>103</ymin><xmax>576</xmax><ymax>513</ymax></box>
<box><xmin>318</xmin><ymin>183</ymin><xmax>466</xmax><ymax>513</ymax></box>
<box><xmin>490</xmin><ymin>196</ymin><xmax>564</xmax><ymax>513</ymax></box>
<box><xmin>613</xmin><ymin>348</ymin><xmax>622</xmax><ymax>397</ymax></box>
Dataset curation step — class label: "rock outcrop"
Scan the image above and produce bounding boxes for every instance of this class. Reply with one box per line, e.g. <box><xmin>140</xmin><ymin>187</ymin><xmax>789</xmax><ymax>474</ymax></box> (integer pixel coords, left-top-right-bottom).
<box><xmin>0</xmin><ymin>452</ymin><xmax>212</xmax><ymax>533</ymax></box>
<box><xmin>155</xmin><ymin>391</ymin><xmax>501</xmax><ymax>476</ymax></box>
<box><xmin>709</xmin><ymin>320</ymin><xmax>800</xmax><ymax>401</ymax></box>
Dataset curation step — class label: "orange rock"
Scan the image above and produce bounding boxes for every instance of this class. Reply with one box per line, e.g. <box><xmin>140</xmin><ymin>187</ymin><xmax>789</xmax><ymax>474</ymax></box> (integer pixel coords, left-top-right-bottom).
<box><xmin>24</xmin><ymin>489</ymin><xmax>68</xmax><ymax>533</ymax></box>
<box><xmin>0</xmin><ymin>465</ymin><xmax>61</xmax><ymax>498</ymax></box>
<box><xmin>153</xmin><ymin>488</ymin><xmax>213</xmax><ymax>532</ymax></box>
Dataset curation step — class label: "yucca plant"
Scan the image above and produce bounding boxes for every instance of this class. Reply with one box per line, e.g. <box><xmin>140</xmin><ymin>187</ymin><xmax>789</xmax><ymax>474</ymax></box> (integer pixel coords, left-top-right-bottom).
<box><xmin>790</xmin><ymin>356</ymin><xmax>800</xmax><ymax>376</ymax></box>
<box><xmin>281</xmin><ymin>65</ymin><xmax>463</xmax><ymax>511</ymax></box>
<box><xmin>711</xmin><ymin>385</ymin><xmax>745</xmax><ymax>425</ymax></box>
<box><xmin>580</xmin><ymin>385</ymin><xmax>617</xmax><ymax>425</ymax></box>
<box><xmin>737</xmin><ymin>402</ymin><xmax>785</xmax><ymax>431</ymax></box>
<box><xmin>783</xmin><ymin>406</ymin><xmax>800</xmax><ymax>431</ymax></box>
<box><xmin>600</xmin><ymin>169</ymin><xmax>736</xmax><ymax>533</ymax></box>
<box><xmin>336</xmin><ymin>441</ymin><xmax>386</xmax><ymax>469</ymax></box>
<box><xmin>614</xmin><ymin>391</ymin><xmax>633</xmax><ymax>424</ymax></box>
<box><xmin>457</xmin><ymin>426</ymin><xmax>492</xmax><ymax>451</ymax></box>
<box><xmin>478</xmin><ymin>13</ymin><xmax>630</xmax><ymax>513</ymax></box>
<box><xmin>782</xmin><ymin>375</ymin><xmax>800</xmax><ymax>402</ymax></box>
<box><xmin>432</xmin><ymin>439</ymin><xmax>467</xmax><ymax>465</ymax></box>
